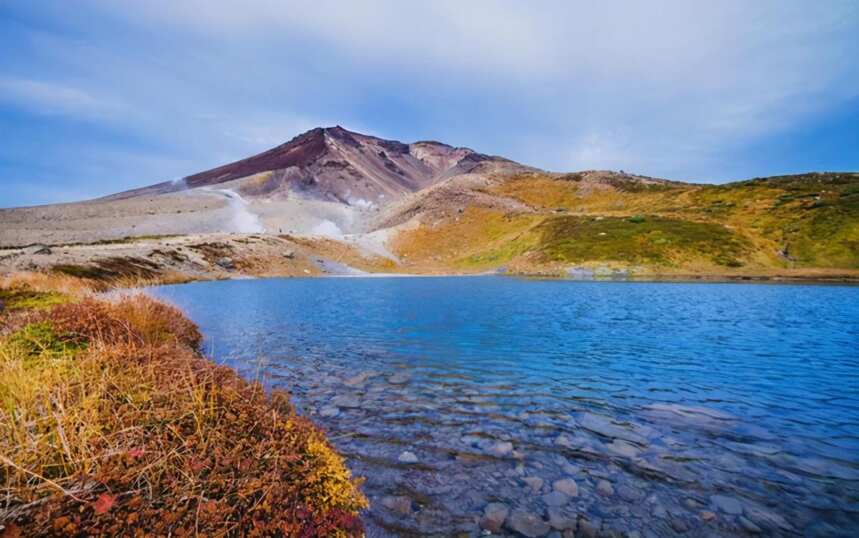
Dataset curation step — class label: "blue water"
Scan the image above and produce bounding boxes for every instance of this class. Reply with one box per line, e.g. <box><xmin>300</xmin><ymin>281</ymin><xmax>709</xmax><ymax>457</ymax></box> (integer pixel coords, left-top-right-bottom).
<box><xmin>151</xmin><ymin>276</ymin><xmax>859</xmax><ymax>537</ymax></box>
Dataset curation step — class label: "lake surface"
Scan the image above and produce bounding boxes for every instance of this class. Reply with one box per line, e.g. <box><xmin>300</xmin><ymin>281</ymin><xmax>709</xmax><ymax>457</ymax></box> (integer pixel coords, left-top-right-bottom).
<box><xmin>150</xmin><ymin>277</ymin><xmax>859</xmax><ymax>537</ymax></box>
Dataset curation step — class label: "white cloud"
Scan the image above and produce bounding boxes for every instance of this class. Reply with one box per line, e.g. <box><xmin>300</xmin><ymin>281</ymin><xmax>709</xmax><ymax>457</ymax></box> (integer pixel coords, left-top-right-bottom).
<box><xmin>0</xmin><ymin>78</ymin><xmax>126</xmax><ymax>119</ymax></box>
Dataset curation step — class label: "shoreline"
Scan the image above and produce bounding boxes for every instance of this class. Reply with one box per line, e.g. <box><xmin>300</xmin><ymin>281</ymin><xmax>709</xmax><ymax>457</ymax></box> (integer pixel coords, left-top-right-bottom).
<box><xmin>152</xmin><ymin>269</ymin><xmax>859</xmax><ymax>287</ymax></box>
<box><xmin>0</xmin><ymin>272</ymin><xmax>367</xmax><ymax>535</ymax></box>
<box><xmin>3</xmin><ymin>230</ymin><xmax>859</xmax><ymax>291</ymax></box>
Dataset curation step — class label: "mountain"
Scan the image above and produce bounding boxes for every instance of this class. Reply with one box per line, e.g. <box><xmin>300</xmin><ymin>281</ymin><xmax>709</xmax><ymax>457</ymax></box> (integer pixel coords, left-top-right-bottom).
<box><xmin>1</xmin><ymin>126</ymin><xmax>857</xmax><ymax>281</ymax></box>
<box><xmin>109</xmin><ymin>126</ymin><xmax>523</xmax><ymax>205</ymax></box>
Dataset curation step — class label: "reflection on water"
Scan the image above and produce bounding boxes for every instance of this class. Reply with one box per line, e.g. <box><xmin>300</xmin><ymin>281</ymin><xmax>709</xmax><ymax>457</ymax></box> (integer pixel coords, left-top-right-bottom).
<box><xmin>151</xmin><ymin>277</ymin><xmax>859</xmax><ymax>537</ymax></box>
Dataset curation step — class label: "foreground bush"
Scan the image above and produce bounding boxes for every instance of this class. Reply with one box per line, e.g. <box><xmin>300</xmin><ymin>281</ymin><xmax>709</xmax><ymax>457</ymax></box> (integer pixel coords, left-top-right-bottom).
<box><xmin>0</xmin><ymin>283</ymin><xmax>366</xmax><ymax>536</ymax></box>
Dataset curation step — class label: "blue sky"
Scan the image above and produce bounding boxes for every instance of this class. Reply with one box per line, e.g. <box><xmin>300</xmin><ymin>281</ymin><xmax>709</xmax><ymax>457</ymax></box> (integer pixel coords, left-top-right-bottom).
<box><xmin>1</xmin><ymin>1</ymin><xmax>857</xmax><ymax>207</ymax></box>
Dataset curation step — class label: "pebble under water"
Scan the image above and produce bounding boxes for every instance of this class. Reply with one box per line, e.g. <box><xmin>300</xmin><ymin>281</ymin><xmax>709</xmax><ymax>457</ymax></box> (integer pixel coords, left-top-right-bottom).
<box><xmin>150</xmin><ymin>276</ymin><xmax>859</xmax><ymax>537</ymax></box>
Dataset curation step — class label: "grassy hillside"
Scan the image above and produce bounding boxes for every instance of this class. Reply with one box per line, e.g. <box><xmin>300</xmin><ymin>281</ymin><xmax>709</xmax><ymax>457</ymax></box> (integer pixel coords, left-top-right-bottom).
<box><xmin>391</xmin><ymin>171</ymin><xmax>859</xmax><ymax>277</ymax></box>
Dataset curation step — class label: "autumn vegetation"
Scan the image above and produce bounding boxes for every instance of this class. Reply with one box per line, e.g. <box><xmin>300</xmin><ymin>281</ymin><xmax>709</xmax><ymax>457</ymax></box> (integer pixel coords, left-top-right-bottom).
<box><xmin>392</xmin><ymin>171</ymin><xmax>859</xmax><ymax>278</ymax></box>
<box><xmin>0</xmin><ymin>272</ymin><xmax>366</xmax><ymax>536</ymax></box>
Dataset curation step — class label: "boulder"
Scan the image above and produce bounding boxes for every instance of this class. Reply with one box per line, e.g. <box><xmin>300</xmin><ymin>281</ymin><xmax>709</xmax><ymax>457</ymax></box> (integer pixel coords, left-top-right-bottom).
<box><xmin>215</xmin><ymin>257</ymin><xmax>235</xmax><ymax>270</ymax></box>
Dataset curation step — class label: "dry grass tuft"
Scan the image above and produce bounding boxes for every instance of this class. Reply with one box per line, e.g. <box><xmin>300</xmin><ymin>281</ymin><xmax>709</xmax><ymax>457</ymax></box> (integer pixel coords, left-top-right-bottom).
<box><xmin>0</xmin><ymin>275</ymin><xmax>366</xmax><ymax>536</ymax></box>
<box><xmin>0</xmin><ymin>272</ymin><xmax>98</xmax><ymax>297</ymax></box>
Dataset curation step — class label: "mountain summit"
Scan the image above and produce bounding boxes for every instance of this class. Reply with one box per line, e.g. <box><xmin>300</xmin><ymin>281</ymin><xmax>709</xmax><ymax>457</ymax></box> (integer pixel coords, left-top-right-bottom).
<box><xmin>116</xmin><ymin>127</ymin><xmax>516</xmax><ymax>205</ymax></box>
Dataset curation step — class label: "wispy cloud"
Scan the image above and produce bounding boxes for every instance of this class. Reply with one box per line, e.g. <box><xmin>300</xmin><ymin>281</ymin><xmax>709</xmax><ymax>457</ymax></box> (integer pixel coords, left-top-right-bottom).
<box><xmin>0</xmin><ymin>78</ymin><xmax>125</xmax><ymax>119</ymax></box>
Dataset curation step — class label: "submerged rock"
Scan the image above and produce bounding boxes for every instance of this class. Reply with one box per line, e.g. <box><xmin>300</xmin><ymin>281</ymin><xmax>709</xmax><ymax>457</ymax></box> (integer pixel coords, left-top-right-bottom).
<box><xmin>388</xmin><ymin>371</ymin><xmax>411</xmax><ymax>384</ymax></box>
<box><xmin>552</xmin><ymin>478</ymin><xmax>578</xmax><ymax>497</ymax></box>
<box><xmin>381</xmin><ymin>495</ymin><xmax>412</xmax><ymax>515</ymax></box>
<box><xmin>507</xmin><ymin>510</ymin><xmax>551</xmax><ymax>537</ymax></box>
<box><xmin>546</xmin><ymin>507</ymin><xmax>577</xmax><ymax>531</ymax></box>
<box><xmin>523</xmin><ymin>476</ymin><xmax>544</xmax><ymax>491</ymax></box>
<box><xmin>607</xmin><ymin>439</ymin><xmax>640</xmax><ymax>458</ymax></box>
<box><xmin>343</xmin><ymin>371</ymin><xmax>377</xmax><ymax>386</ymax></box>
<box><xmin>596</xmin><ymin>480</ymin><xmax>614</xmax><ymax>497</ymax></box>
<box><xmin>330</xmin><ymin>395</ymin><xmax>361</xmax><ymax>408</ymax></box>
<box><xmin>319</xmin><ymin>405</ymin><xmax>340</xmax><ymax>418</ymax></box>
<box><xmin>578</xmin><ymin>412</ymin><xmax>646</xmax><ymax>444</ymax></box>
<box><xmin>485</xmin><ymin>440</ymin><xmax>514</xmax><ymax>457</ymax></box>
<box><xmin>739</xmin><ymin>516</ymin><xmax>762</xmax><ymax>534</ymax></box>
<box><xmin>398</xmin><ymin>451</ymin><xmax>419</xmax><ymax>464</ymax></box>
<box><xmin>480</xmin><ymin>502</ymin><xmax>509</xmax><ymax>533</ymax></box>
<box><xmin>710</xmin><ymin>494</ymin><xmax>743</xmax><ymax>515</ymax></box>
<box><xmin>542</xmin><ymin>491</ymin><xmax>570</xmax><ymax>507</ymax></box>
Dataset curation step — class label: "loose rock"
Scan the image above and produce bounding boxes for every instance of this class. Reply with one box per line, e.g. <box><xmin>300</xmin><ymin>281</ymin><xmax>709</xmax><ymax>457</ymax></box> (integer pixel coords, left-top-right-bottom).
<box><xmin>215</xmin><ymin>257</ymin><xmax>235</xmax><ymax>270</ymax></box>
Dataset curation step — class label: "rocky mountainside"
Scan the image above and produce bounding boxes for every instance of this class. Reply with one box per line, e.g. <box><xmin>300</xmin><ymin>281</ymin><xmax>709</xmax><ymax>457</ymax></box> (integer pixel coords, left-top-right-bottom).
<box><xmin>108</xmin><ymin>126</ymin><xmax>522</xmax><ymax>206</ymax></box>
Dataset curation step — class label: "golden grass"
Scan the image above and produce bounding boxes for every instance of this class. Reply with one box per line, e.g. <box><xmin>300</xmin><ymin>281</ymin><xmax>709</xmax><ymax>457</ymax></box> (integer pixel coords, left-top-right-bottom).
<box><xmin>391</xmin><ymin>207</ymin><xmax>545</xmax><ymax>272</ymax></box>
<box><xmin>0</xmin><ymin>272</ymin><xmax>97</xmax><ymax>297</ymax></box>
<box><xmin>392</xmin><ymin>173</ymin><xmax>859</xmax><ymax>276</ymax></box>
<box><xmin>0</xmin><ymin>277</ymin><xmax>366</xmax><ymax>536</ymax></box>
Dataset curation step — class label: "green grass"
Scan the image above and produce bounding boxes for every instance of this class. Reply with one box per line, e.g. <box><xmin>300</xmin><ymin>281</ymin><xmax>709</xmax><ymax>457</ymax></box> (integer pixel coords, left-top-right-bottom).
<box><xmin>536</xmin><ymin>215</ymin><xmax>751</xmax><ymax>267</ymax></box>
<box><xmin>0</xmin><ymin>288</ymin><xmax>70</xmax><ymax>311</ymax></box>
<box><xmin>3</xmin><ymin>322</ymin><xmax>86</xmax><ymax>362</ymax></box>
